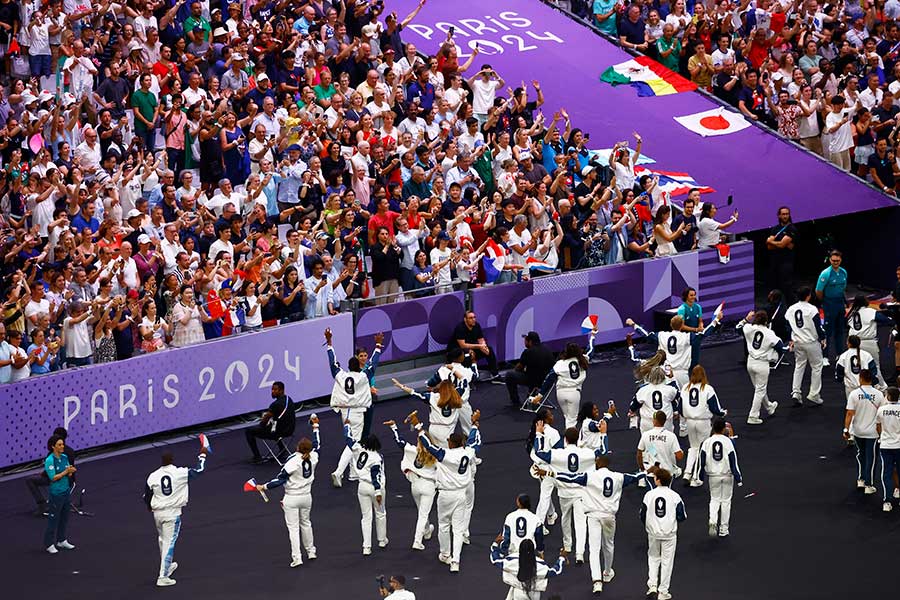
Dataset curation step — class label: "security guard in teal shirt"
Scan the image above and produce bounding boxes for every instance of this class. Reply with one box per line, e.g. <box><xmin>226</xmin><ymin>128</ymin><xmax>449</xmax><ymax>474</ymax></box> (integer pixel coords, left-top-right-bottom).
<box><xmin>815</xmin><ymin>250</ymin><xmax>848</xmax><ymax>364</ymax></box>
<box><xmin>43</xmin><ymin>434</ymin><xmax>76</xmax><ymax>554</ymax></box>
<box><xmin>676</xmin><ymin>287</ymin><xmax>705</xmax><ymax>369</ymax></box>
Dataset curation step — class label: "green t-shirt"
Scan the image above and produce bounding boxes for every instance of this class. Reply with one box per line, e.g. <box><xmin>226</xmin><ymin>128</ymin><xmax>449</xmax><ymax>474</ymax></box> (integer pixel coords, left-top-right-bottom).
<box><xmin>657</xmin><ymin>37</ymin><xmax>681</xmax><ymax>72</ymax></box>
<box><xmin>45</xmin><ymin>452</ymin><xmax>71</xmax><ymax>495</ymax></box>
<box><xmin>184</xmin><ymin>16</ymin><xmax>211</xmax><ymax>41</ymax></box>
<box><xmin>313</xmin><ymin>83</ymin><xmax>337</xmax><ymax>101</ymax></box>
<box><xmin>132</xmin><ymin>89</ymin><xmax>158</xmax><ymax>134</ymax></box>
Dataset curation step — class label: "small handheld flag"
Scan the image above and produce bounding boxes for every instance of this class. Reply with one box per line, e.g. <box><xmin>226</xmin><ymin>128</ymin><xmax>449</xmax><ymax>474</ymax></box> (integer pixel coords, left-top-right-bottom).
<box><xmin>243</xmin><ymin>478</ymin><xmax>269</xmax><ymax>502</ymax></box>
<box><xmin>714</xmin><ymin>302</ymin><xmax>725</xmax><ymax>321</ymax></box>
<box><xmin>198</xmin><ymin>433</ymin><xmax>212</xmax><ymax>454</ymax></box>
<box><xmin>581</xmin><ymin>315</ymin><xmax>599</xmax><ymax>334</ymax></box>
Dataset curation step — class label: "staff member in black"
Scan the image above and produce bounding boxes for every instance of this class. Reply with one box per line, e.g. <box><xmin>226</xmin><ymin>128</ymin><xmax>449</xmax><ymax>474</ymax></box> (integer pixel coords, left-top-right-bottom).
<box><xmin>765</xmin><ymin>206</ymin><xmax>798</xmax><ymax>304</ymax></box>
<box><xmin>449</xmin><ymin>310</ymin><xmax>501</xmax><ymax>381</ymax></box>
<box><xmin>245</xmin><ymin>381</ymin><xmax>296</xmax><ymax>464</ymax></box>
<box><xmin>26</xmin><ymin>427</ymin><xmax>76</xmax><ymax>516</ymax></box>
<box><xmin>505</xmin><ymin>331</ymin><xmax>555</xmax><ymax>407</ymax></box>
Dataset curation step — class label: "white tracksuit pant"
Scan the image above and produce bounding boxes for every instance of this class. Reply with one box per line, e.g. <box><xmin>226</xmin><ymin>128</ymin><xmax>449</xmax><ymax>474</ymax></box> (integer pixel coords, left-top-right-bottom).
<box><xmin>684</xmin><ymin>419</ymin><xmax>711</xmax><ymax>482</ymax></box>
<box><xmin>458</xmin><ymin>401</ymin><xmax>473</xmax><ymax>434</ymax></box>
<box><xmin>556</xmin><ymin>388</ymin><xmax>581</xmax><ymax>429</ymax></box>
<box><xmin>463</xmin><ymin>480</ymin><xmax>475</xmax><ymax>538</ymax></box>
<box><xmin>647</xmin><ymin>535</ymin><xmax>677</xmax><ymax>595</ymax></box>
<box><xmin>535</xmin><ymin>474</ymin><xmax>559</xmax><ymax>523</ymax></box>
<box><xmin>860</xmin><ymin>339</ymin><xmax>880</xmax><ymax>375</ymax></box>
<box><xmin>335</xmin><ymin>409</ymin><xmax>365</xmax><ymax>479</ymax></box>
<box><xmin>429</xmin><ymin>423</ymin><xmax>454</xmax><ymax>448</ymax></box>
<box><xmin>282</xmin><ymin>493</ymin><xmax>315</xmax><ymax>562</ymax></box>
<box><xmin>559</xmin><ymin>493</ymin><xmax>586</xmax><ymax>557</ymax></box>
<box><xmin>792</xmin><ymin>341</ymin><xmax>823</xmax><ymax>401</ymax></box>
<box><xmin>154</xmin><ymin>513</ymin><xmax>181</xmax><ymax>579</ymax></box>
<box><xmin>437</xmin><ymin>487</ymin><xmax>468</xmax><ymax>563</ymax></box>
<box><xmin>357</xmin><ymin>481</ymin><xmax>387</xmax><ymax>550</ymax></box>
<box><xmin>409</xmin><ymin>473</ymin><xmax>436</xmax><ymax>544</ymax></box>
<box><xmin>747</xmin><ymin>358</ymin><xmax>777</xmax><ymax>419</ymax></box>
<box><xmin>587</xmin><ymin>513</ymin><xmax>616</xmax><ymax>582</ymax></box>
<box><xmin>708</xmin><ymin>475</ymin><xmax>734</xmax><ymax>535</ymax></box>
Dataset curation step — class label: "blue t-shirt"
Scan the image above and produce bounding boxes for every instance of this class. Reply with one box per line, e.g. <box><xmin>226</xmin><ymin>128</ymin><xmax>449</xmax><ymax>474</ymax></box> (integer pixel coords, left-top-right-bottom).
<box><xmin>27</xmin><ymin>344</ymin><xmax>51</xmax><ymax>374</ymax></box>
<box><xmin>44</xmin><ymin>453</ymin><xmax>71</xmax><ymax>495</ymax></box>
<box><xmin>677</xmin><ymin>302</ymin><xmax>703</xmax><ymax>328</ymax></box>
<box><xmin>815</xmin><ymin>266</ymin><xmax>848</xmax><ymax>300</ymax></box>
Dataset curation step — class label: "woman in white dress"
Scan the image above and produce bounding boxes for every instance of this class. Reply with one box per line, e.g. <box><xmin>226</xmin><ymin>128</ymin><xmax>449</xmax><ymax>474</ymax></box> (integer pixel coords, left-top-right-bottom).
<box><xmin>652</xmin><ymin>205</ymin><xmax>685</xmax><ymax>257</ymax></box>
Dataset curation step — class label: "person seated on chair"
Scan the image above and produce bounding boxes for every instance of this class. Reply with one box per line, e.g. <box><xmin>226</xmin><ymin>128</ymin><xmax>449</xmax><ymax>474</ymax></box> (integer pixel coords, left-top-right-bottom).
<box><xmin>26</xmin><ymin>427</ymin><xmax>76</xmax><ymax>516</ymax></box>
<box><xmin>245</xmin><ymin>381</ymin><xmax>296</xmax><ymax>464</ymax></box>
<box><xmin>448</xmin><ymin>310</ymin><xmax>501</xmax><ymax>382</ymax></box>
<box><xmin>506</xmin><ymin>332</ymin><xmax>555</xmax><ymax>407</ymax></box>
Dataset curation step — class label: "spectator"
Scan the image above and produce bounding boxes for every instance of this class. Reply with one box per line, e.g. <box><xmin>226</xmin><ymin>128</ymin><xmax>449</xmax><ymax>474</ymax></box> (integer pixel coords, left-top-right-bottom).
<box><xmin>370</xmin><ymin>226</ymin><xmax>402</xmax><ymax>304</ymax></box>
<box><xmin>449</xmin><ymin>310</ymin><xmax>500</xmax><ymax>381</ymax></box>
<box><xmin>697</xmin><ymin>203</ymin><xmax>739</xmax><ymax>249</ymax></box>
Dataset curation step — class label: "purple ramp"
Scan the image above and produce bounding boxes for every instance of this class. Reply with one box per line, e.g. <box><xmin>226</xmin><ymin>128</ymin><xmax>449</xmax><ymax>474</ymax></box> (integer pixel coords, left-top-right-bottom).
<box><xmin>393</xmin><ymin>0</ymin><xmax>897</xmax><ymax>231</ymax></box>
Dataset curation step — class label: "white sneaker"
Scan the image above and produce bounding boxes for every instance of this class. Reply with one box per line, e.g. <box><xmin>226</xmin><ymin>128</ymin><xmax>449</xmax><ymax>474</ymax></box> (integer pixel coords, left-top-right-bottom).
<box><xmin>884</xmin><ymin>502</ymin><xmax>893</xmax><ymax>512</ymax></box>
<box><xmin>546</xmin><ymin>513</ymin><xmax>558</xmax><ymax>526</ymax></box>
<box><xmin>46</xmin><ymin>545</ymin><xmax>58</xmax><ymax>554</ymax></box>
<box><xmin>475</xmin><ymin>457</ymin><xmax>483</xmax><ymax>466</ymax></box>
<box><xmin>602</xmin><ymin>568</ymin><xmax>615</xmax><ymax>582</ymax></box>
<box><xmin>747</xmin><ymin>417</ymin><xmax>763</xmax><ymax>425</ymax></box>
<box><xmin>167</xmin><ymin>562</ymin><xmax>178</xmax><ymax>577</ymax></box>
<box><xmin>575</xmin><ymin>554</ymin><xmax>584</xmax><ymax>564</ymax></box>
<box><xmin>412</xmin><ymin>542</ymin><xmax>425</xmax><ymax>550</ymax></box>
<box><xmin>56</xmin><ymin>540</ymin><xmax>75</xmax><ymax>550</ymax></box>
<box><xmin>438</xmin><ymin>553</ymin><xmax>452</xmax><ymax>565</ymax></box>
<box><xmin>708</xmin><ymin>522</ymin><xmax>718</xmax><ymax>537</ymax></box>
<box><xmin>362</xmin><ymin>547</ymin><xmax>371</xmax><ymax>556</ymax></box>
<box><xmin>462</xmin><ymin>533</ymin><xmax>470</xmax><ymax>545</ymax></box>
<box><xmin>290</xmin><ymin>559</ymin><xmax>303</xmax><ymax>568</ymax></box>
<box><xmin>330</xmin><ymin>473</ymin><xmax>342</xmax><ymax>488</ymax></box>
<box><xmin>823</xmin><ymin>357</ymin><xmax>831</xmax><ymax>367</ymax></box>
<box><xmin>542</xmin><ymin>526</ymin><xmax>551</xmax><ymax>536</ymax></box>
<box><xmin>657</xmin><ymin>592</ymin><xmax>672</xmax><ymax>600</ymax></box>
<box><xmin>424</xmin><ymin>523</ymin><xmax>435</xmax><ymax>540</ymax></box>
<box><xmin>768</xmin><ymin>401</ymin><xmax>778</xmax><ymax>416</ymax></box>
<box><xmin>807</xmin><ymin>396</ymin><xmax>823</xmax><ymax>405</ymax></box>
<box><xmin>592</xmin><ymin>581</ymin><xmax>604</xmax><ymax>593</ymax></box>
<box><xmin>306</xmin><ymin>549</ymin><xmax>316</xmax><ymax>560</ymax></box>
<box><xmin>638</xmin><ymin>478</ymin><xmax>648</xmax><ymax>487</ymax></box>
<box><xmin>865</xmin><ymin>486</ymin><xmax>877</xmax><ymax>495</ymax></box>
<box><xmin>378</xmin><ymin>539</ymin><xmax>389</xmax><ymax>548</ymax></box>
<box><xmin>690</xmin><ymin>479</ymin><xmax>704</xmax><ymax>488</ymax></box>
<box><xmin>156</xmin><ymin>577</ymin><xmax>177</xmax><ymax>587</ymax></box>
<box><xmin>894</xmin><ymin>488</ymin><xmax>900</xmax><ymax>499</ymax></box>
<box><xmin>647</xmin><ymin>587</ymin><xmax>658</xmax><ymax>597</ymax></box>
<box><xmin>857</xmin><ymin>479</ymin><xmax>866</xmax><ymax>489</ymax></box>
<box><xmin>719</xmin><ymin>529</ymin><xmax>730</xmax><ymax>537</ymax></box>
<box><xmin>450</xmin><ymin>562</ymin><xmax>460</xmax><ymax>573</ymax></box>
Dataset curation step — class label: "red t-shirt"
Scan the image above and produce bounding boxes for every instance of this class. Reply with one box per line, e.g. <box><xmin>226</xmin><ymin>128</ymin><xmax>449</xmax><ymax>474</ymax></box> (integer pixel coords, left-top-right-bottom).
<box><xmin>368</xmin><ymin>210</ymin><xmax>401</xmax><ymax>241</ymax></box>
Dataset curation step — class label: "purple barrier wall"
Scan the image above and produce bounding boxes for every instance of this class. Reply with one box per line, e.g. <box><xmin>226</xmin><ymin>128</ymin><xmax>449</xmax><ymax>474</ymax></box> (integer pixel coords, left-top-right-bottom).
<box><xmin>471</xmin><ymin>242</ymin><xmax>752</xmax><ymax>362</ymax></box>
<box><xmin>355</xmin><ymin>291</ymin><xmax>466</xmax><ymax>361</ymax></box>
<box><xmin>0</xmin><ymin>314</ymin><xmax>354</xmax><ymax>468</ymax></box>
<box><xmin>392</xmin><ymin>0</ymin><xmax>897</xmax><ymax>231</ymax></box>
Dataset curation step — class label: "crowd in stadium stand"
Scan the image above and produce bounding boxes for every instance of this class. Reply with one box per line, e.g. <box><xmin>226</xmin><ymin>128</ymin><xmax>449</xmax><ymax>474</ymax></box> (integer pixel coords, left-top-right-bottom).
<box><xmin>3</xmin><ymin>0</ymin><xmax>878</xmax><ymax>379</ymax></box>
<box><xmin>559</xmin><ymin>0</ymin><xmax>900</xmax><ymax>179</ymax></box>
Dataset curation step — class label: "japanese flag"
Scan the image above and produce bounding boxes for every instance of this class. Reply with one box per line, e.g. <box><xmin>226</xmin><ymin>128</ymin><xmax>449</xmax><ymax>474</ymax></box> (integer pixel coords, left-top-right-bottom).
<box><xmin>674</xmin><ymin>108</ymin><xmax>751</xmax><ymax>137</ymax></box>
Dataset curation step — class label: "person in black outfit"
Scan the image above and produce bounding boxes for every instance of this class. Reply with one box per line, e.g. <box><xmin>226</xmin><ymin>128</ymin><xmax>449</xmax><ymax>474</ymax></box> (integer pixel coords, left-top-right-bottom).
<box><xmin>245</xmin><ymin>381</ymin><xmax>296</xmax><ymax>464</ymax></box>
<box><xmin>505</xmin><ymin>331</ymin><xmax>555</xmax><ymax>406</ymax></box>
<box><xmin>765</xmin><ymin>206</ymin><xmax>798</xmax><ymax>304</ymax></box>
<box><xmin>26</xmin><ymin>427</ymin><xmax>76</xmax><ymax>516</ymax></box>
<box><xmin>448</xmin><ymin>310</ymin><xmax>500</xmax><ymax>381</ymax></box>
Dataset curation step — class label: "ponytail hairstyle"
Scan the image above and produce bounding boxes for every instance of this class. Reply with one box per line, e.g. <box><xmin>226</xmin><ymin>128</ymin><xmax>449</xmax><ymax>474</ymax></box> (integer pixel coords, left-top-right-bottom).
<box><xmin>647</xmin><ymin>366</ymin><xmax>667</xmax><ymax>385</ymax></box>
<box><xmin>634</xmin><ymin>349</ymin><xmax>667</xmax><ymax>381</ymax></box>
<box><xmin>848</xmin><ymin>334</ymin><xmax>861</xmax><ymax>365</ymax></box>
<box><xmin>361</xmin><ymin>434</ymin><xmax>382</xmax><ymax>452</ymax></box>
<box><xmin>435</xmin><ymin>379</ymin><xmax>463</xmax><ymax>410</ymax></box>
<box><xmin>296</xmin><ymin>437</ymin><xmax>313</xmax><ymax>459</ymax></box>
<box><xmin>689</xmin><ymin>364</ymin><xmax>708</xmax><ymax>390</ymax></box>
<box><xmin>562</xmin><ymin>342</ymin><xmax>589</xmax><ymax>370</ymax></box>
<box><xmin>525</xmin><ymin>407</ymin><xmax>552</xmax><ymax>455</ymax></box>
<box><xmin>848</xmin><ymin>294</ymin><xmax>868</xmax><ymax>323</ymax></box>
<box><xmin>516</xmin><ymin>539</ymin><xmax>538</xmax><ymax>590</ymax></box>
<box><xmin>415</xmin><ymin>436</ymin><xmax>437</xmax><ymax>467</ymax></box>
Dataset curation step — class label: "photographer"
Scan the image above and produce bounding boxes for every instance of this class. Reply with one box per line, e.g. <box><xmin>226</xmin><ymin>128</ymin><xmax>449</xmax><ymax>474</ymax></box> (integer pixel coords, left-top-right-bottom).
<box><xmin>825</xmin><ymin>95</ymin><xmax>855</xmax><ymax>171</ymax></box>
<box><xmin>378</xmin><ymin>574</ymin><xmax>415</xmax><ymax>599</ymax></box>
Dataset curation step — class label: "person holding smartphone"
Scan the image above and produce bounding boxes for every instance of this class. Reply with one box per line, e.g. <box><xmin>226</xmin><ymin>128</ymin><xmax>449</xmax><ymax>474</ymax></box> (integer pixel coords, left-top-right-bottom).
<box><xmin>825</xmin><ymin>95</ymin><xmax>855</xmax><ymax>170</ymax></box>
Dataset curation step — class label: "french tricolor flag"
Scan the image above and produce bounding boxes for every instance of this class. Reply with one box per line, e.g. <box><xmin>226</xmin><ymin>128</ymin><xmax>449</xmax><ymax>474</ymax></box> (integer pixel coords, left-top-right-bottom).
<box><xmin>199</xmin><ymin>433</ymin><xmax>212</xmax><ymax>454</ymax></box>
<box><xmin>634</xmin><ymin>166</ymin><xmax>715</xmax><ymax>198</ymax></box>
<box><xmin>482</xmin><ymin>239</ymin><xmax>505</xmax><ymax>284</ymax></box>
<box><xmin>526</xmin><ymin>257</ymin><xmax>555</xmax><ymax>274</ymax></box>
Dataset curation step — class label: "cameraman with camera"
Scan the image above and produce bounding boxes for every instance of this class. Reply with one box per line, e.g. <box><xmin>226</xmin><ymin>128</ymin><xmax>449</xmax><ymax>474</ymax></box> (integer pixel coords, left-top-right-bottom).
<box><xmin>378</xmin><ymin>574</ymin><xmax>415</xmax><ymax>599</ymax></box>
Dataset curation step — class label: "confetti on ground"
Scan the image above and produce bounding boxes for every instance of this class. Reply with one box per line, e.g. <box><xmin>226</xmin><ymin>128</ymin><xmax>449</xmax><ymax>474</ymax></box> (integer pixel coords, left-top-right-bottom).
<box><xmin>744</xmin><ymin>492</ymin><xmax>757</xmax><ymax>499</ymax></box>
<box><xmin>819</xmin><ymin>456</ymin><xmax>828</xmax><ymax>459</ymax></box>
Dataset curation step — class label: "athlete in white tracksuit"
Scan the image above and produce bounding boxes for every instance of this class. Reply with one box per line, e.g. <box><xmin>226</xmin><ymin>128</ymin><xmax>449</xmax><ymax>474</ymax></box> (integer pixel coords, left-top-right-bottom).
<box><xmin>259</xmin><ymin>416</ymin><xmax>321</xmax><ymax>566</ymax></box>
<box><xmin>498</xmin><ymin>494</ymin><xmax>545</xmax><ymax>556</ymax></box>
<box><xmin>532</xmin><ymin>421</ymin><xmax>604</xmax><ymax>563</ymax></box>
<box><xmin>413</xmin><ymin>412</ymin><xmax>482</xmax><ymax>572</ymax></box>
<box><xmin>386</xmin><ymin>420</ymin><xmax>437</xmax><ymax>550</ymax></box>
<box><xmin>699</xmin><ymin>418</ymin><xmax>742</xmax><ymax>537</ymax></box>
<box><xmin>628</xmin><ymin>315</ymin><xmax>719</xmax><ymax>391</ymax></box>
<box><xmin>527</xmin><ymin>409</ymin><xmax>561</xmax><ymax>527</ymax></box>
<box><xmin>343</xmin><ymin>424</ymin><xmax>387</xmax><ymax>555</ymax></box>
<box><xmin>143</xmin><ymin>446</ymin><xmax>207</xmax><ymax>587</ymax></box>
<box><xmin>631</xmin><ymin>367</ymin><xmax>680</xmax><ymax>434</ymax></box>
<box><xmin>426</xmin><ymin>348</ymin><xmax>476</xmax><ymax>434</ymax></box>
<box><xmin>530</xmin><ymin>343</ymin><xmax>589</xmax><ymax>429</ymax></box>
<box><xmin>554</xmin><ymin>455</ymin><xmax>647</xmax><ymax>594</ymax></box>
<box><xmin>395</xmin><ymin>378</ymin><xmax>462</xmax><ymax>448</ymax></box>
<box><xmin>490</xmin><ymin>540</ymin><xmax>565</xmax><ymax>600</ymax></box>
<box><xmin>680</xmin><ymin>365</ymin><xmax>726</xmax><ymax>485</ymax></box>
<box><xmin>737</xmin><ymin>310</ymin><xmax>787</xmax><ymax>424</ymax></box>
<box><xmin>641</xmin><ymin>469</ymin><xmax>687</xmax><ymax>600</ymax></box>
<box><xmin>327</xmin><ymin>329</ymin><xmax>382</xmax><ymax>487</ymax></box>
<box><xmin>786</xmin><ymin>288</ymin><xmax>826</xmax><ymax>406</ymax></box>
<box><xmin>847</xmin><ymin>294</ymin><xmax>893</xmax><ymax>370</ymax></box>
<box><xmin>836</xmin><ymin>337</ymin><xmax>880</xmax><ymax>400</ymax></box>
<box><xmin>637</xmin><ymin>412</ymin><xmax>684</xmax><ymax>478</ymax></box>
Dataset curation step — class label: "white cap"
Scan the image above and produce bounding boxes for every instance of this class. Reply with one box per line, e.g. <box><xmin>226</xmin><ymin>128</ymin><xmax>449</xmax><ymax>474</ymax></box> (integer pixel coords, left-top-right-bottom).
<box><xmin>232</xmin><ymin>52</ymin><xmax>245</xmax><ymax>61</ymax></box>
<box><xmin>257</xmin><ymin>73</ymin><xmax>269</xmax><ymax>82</ymax></box>
<box><xmin>22</xmin><ymin>93</ymin><xmax>38</xmax><ymax>105</ymax></box>
<box><xmin>127</xmin><ymin>40</ymin><xmax>143</xmax><ymax>53</ymax></box>
<box><xmin>137</xmin><ymin>234</ymin><xmax>151</xmax><ymax>244</ymax></box>
<box><xmin>581</xmin><ymin>165</ymin><xmax>595</xmax><ymax>177</ymax></box>
<box><xmin>213</xmin><ymin>27</ymin><xmax>228</xmax><ymax>37</ymax></box>
<box><xmin>127</xmin><ymin>208</ymin><xmax>143</xmax><ymax>219</ymax></box>
<box><xmin>37</xmin><ymin>90</ymin><xmax>53</xmax><ymax>103</ymax></box>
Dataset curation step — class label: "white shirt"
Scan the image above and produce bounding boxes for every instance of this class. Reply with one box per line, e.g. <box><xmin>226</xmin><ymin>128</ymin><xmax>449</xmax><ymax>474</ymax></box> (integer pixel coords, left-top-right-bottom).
<box><xmin>502</xmin><ymin>508</ymin><xmax>542</xmax><ymax>554</ymax></box>
<box><xmin>279</xmin><ymin>447</ymin><xmax>319</xmax><ymax>495</ymax></box>
<box><xmin>681</xmin><ymin>383</ymin><xmax>723</xmax><ymax>420</ymax></box>
<box><xmin>836</xmin><ymin>348</ymin><xmax>876</xmax><ymax>390</ymax></box>
<box><xmin>847</xmin><ymin>385</ymin><xmax>886</xmax><ymax>438</ymax></box>
<box><xmin>741</xmin><ymin>323</ymin><xmax>783</xmax><ymax>361</ymax></box>
<box><xmin>642</xmin><ymin>485</ymin><xmax>686</xmax><ymax>539</ymax></box>
<box><xmin>697</xmin><ymin>217</ymin><xmax>723</xmax><ymax>248</ymax></box>
<box><xmin>848</xmin><ymin>306</ymin><xmax>878</xmax><ymax>340</ymax></box>
<box><xmin>635</xmin><ymin>383</ymin><xmax>679</xmax><ymax>431</ymax></box>
<box><xmin>146</xmin><ymin>457</ymin><xmax>205</xmax><ymax>519</ymax></box>
<box><xmin>876</xmin><ymin>402</ymin><xmax>900</xmax><ymax>449</ymax></box>
<box><xmin>539</xmin><ymin>444</ymin><xmax>597</xmax><ymax>499</ymax></box>
<box><xmin>429</xmin><ymin>247</ymin><xmax>453</xmax><ymax>285</ymax></box>
<box><xmin>24</xmin><ymin>298</ymin><xmax>50</xmax><ymax>334</ymax></box>
<box><xmin>471</xmin><ymin>78</ymin><xmax>501</xmax><ymax>114</ymax></box>
<box><xmin>638</xmin><ymin>427</ymin><xmax>682</xmax><ymax>472</ymax></box>
<box><xmin>699</xmin><ymin>434</ymin><xmax>740</xmax><ymax>478</ymax></box>
<box><xmin>348</xmin><ymin>441</ymin><xmax>383</xmax><ymax>486</ymax></box>
<box><xmin>64</xmin><ymin>315</ymin><xmax>93</xmax><ymax>359</ymax></box>
<box><xmin>825</xmin><ymin>111</ymin><xmax>854</xmax><ymax>153</ymax></box>
<box><xmin>657</xmin><ymin>330</ymin><xmax>692</xmax><ymax>373</ymax></box>
<box><xmin>859</xmin><ymin>87</ymin><xmax>883</xmax><ymax>112</ymax></box>
<box><xmin>507</xmin><ymin>227</ymin><xmax>532</xmax><ymax>268</ymax></box>
<box><xmin>428</xmin><ymin>439</ymin><xmax>477</xmax><ymax>490</ymax></box>
<box><xmin>552</xmin><ymin>357</ymin><xmax>586</xmax><ymax>391</ymax></box>
<box><xmin>786</xmin><ymin>301</ymin><xmax>823</xmax><ymax>344</ymax></box>
<box><xmin>571</xmin><ymin>467</ymin><xmax>636</xmax><ymax>517</ymax></box>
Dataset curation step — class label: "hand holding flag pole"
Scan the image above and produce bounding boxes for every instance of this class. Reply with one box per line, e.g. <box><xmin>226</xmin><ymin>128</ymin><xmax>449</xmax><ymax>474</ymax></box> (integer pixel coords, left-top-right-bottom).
<box><xmin>243</xmin><ymin>478</ymin><xmax>269</xmax><ymax>502</ymax></box>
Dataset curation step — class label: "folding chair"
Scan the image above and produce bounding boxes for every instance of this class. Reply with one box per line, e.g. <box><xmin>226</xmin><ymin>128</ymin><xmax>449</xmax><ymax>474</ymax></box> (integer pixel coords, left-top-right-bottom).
<box><xmin>261</xmin><ymin>435</ymin><xmax>293</xmax><ymax>466</ymax></box>
<box><xmin>521</xmin><ymin>387</ymin><xmax>555</xmax><ymax>414</ymax></box>
<box><xmin>69</xmin><ymin>483</ymin><xmax>94</xmax><ymax>517</ymax></box>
